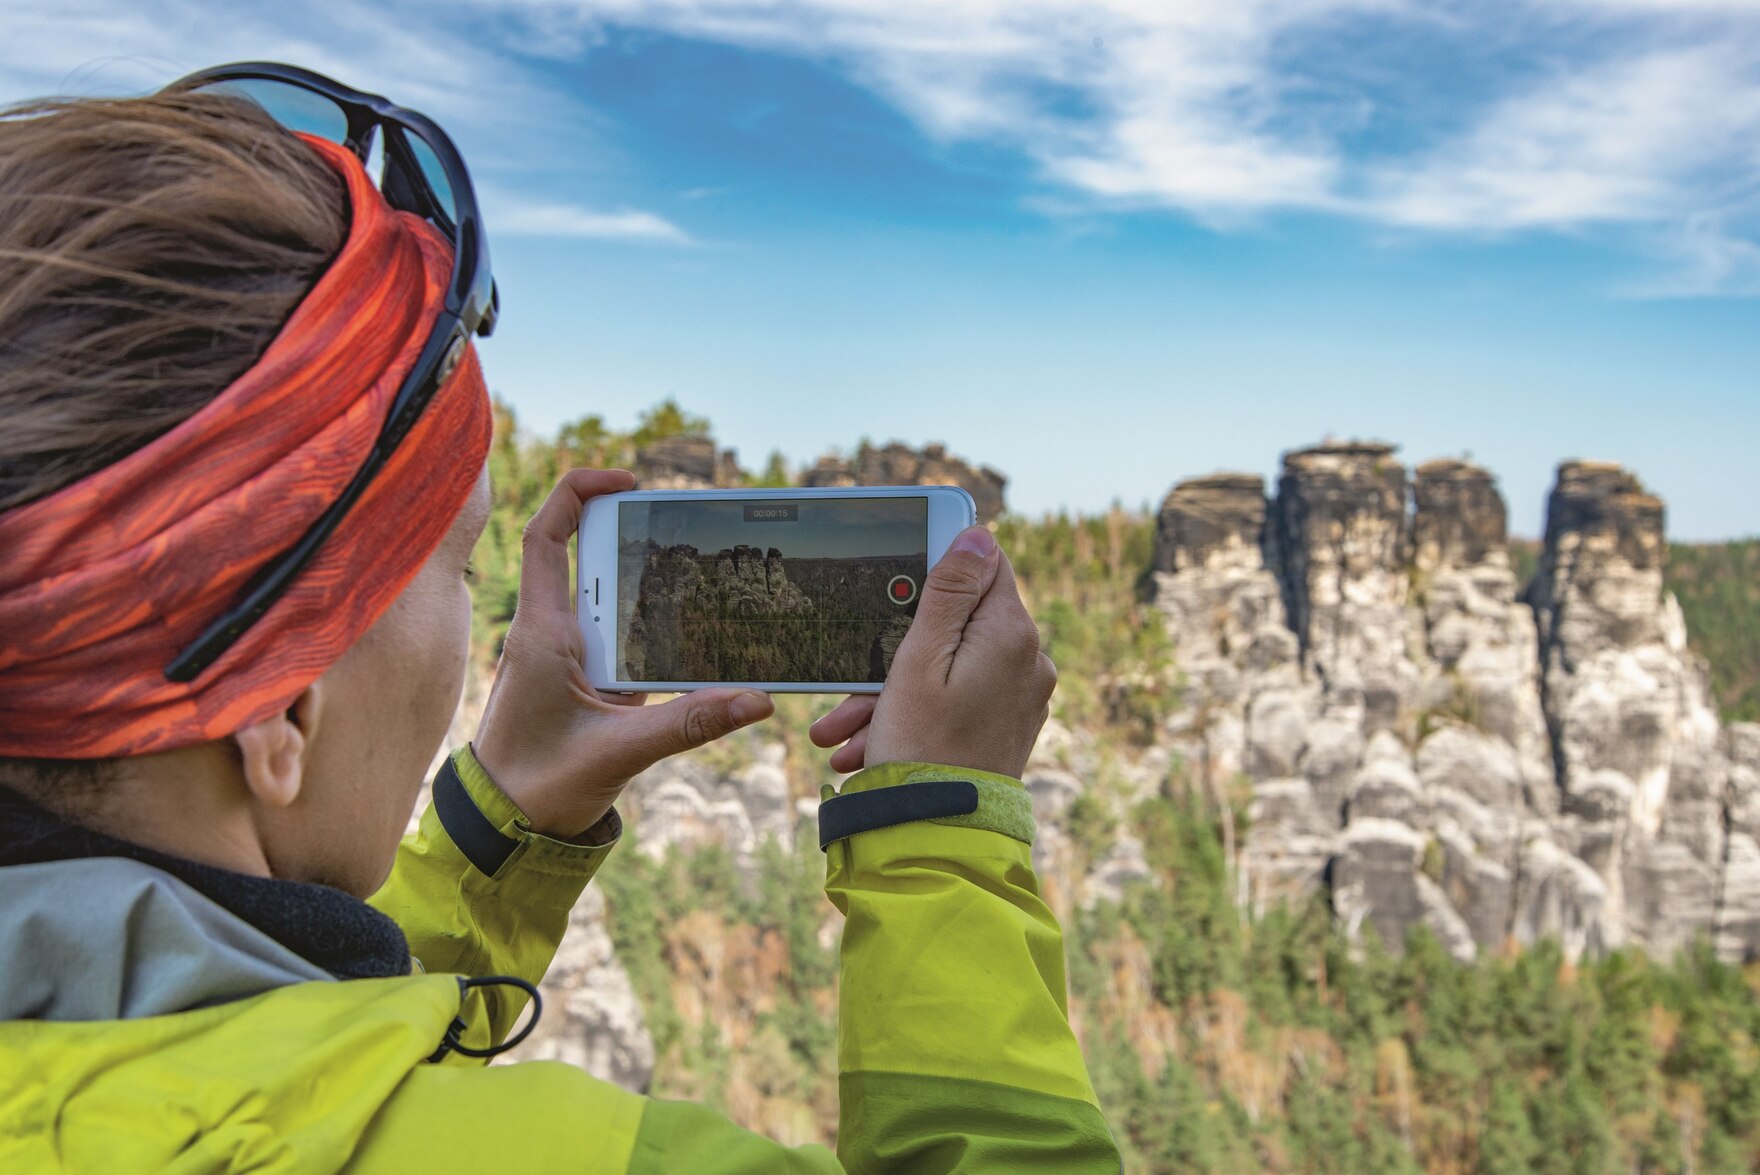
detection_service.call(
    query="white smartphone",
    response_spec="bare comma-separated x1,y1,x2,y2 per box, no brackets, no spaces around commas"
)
577,485,977,693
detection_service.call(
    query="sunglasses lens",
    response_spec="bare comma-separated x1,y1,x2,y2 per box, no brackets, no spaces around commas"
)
400,131,459,225
202,78,350,144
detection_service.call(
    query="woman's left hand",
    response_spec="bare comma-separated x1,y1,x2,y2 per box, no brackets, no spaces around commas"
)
471,468,774,838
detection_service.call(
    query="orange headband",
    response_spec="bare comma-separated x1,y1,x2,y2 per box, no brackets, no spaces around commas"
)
0,135,493,759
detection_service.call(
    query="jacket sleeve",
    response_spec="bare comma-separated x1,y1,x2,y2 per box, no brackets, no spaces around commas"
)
816,759,1120,1173
624,759,1118,1172
364,754,1118,1174
368,744,617,1045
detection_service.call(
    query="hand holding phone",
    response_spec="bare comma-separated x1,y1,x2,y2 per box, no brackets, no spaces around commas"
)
811,525,1056,780
472,469,775,839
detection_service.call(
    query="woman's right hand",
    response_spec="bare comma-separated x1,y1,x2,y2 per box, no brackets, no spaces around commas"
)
472,469,775,839
810,525,1055,780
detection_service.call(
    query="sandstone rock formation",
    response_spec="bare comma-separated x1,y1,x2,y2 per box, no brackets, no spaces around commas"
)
633,435,745,489
1149,443,1751,962
803,442,1007,522
1525,462,1728,957
622,740,798,870
634,433,1007,521
1718,722,1760,959
623,543,815,681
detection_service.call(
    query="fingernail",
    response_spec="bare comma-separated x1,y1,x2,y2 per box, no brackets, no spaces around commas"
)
950,526,996,557
731,692,771,724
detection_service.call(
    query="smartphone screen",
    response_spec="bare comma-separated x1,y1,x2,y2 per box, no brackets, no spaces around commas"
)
615,496,928,683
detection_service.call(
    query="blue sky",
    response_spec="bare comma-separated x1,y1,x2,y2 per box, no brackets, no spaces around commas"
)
6,0,1759,538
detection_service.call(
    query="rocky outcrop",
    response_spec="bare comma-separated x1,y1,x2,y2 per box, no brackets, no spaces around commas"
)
1525,462,1727,956
491,733,801,1092
803,442,1007,522
711,546,813,618
1272,442,1412,720
633,432,1005,519
634,435,745,489
1411,460,1506,574
1151,475,1298,801
622,740,798,870
1150,444,1752,963
624,543,815,680
1154,474,1267,576
1719,723,1760,959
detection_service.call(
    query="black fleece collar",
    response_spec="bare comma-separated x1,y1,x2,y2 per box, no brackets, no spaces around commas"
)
0,786,410,981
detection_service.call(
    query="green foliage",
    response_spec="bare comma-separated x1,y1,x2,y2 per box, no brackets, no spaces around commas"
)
597,649,1760,1175
1667,539,1760,722
1065,792,1118,865
752,450,792,488
594,844,685,1057
597,826,839,1109
1508,540,1541,594
996,507,1175,740
1478,1080,1540,1174
1064,799,1760,1174
555,413,620,467
752,834,838,1074
1122,794,1243,1008
632,397,712,447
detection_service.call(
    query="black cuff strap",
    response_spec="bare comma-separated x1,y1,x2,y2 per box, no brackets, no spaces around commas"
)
819,779,979,850
433,756,519,877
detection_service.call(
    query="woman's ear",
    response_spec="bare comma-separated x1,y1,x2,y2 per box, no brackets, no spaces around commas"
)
232,684,321,809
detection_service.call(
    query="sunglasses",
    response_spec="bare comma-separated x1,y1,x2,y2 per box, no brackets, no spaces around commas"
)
161,62,498,683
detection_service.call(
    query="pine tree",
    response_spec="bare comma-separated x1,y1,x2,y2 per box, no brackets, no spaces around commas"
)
1477,1080,1539,1174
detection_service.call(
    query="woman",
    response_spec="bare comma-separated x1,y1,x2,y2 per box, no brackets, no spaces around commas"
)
0,64,1119,1172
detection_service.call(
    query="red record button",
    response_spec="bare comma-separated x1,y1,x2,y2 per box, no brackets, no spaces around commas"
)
887,574,918,606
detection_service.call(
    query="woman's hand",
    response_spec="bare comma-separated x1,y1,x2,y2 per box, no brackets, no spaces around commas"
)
810,525,1055,780
472,469,774,838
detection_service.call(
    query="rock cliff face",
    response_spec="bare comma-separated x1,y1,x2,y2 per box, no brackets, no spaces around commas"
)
1525,463,1729,957
1150,442,1755,962
623,543,816,681
803,442,1007,522
633,435,746,489
623,740,800,871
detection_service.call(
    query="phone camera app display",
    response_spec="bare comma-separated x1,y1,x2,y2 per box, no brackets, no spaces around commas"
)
616,497,929,683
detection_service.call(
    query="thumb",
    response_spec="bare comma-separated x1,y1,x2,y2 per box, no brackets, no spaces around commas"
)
620,688,774,765
895,526,1000,674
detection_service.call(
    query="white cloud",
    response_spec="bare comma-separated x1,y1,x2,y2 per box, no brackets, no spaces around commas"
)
1362,44,1760,231
468,0,1760,292
1623,216,1760,298
8,0,1760,287
490,194,694,242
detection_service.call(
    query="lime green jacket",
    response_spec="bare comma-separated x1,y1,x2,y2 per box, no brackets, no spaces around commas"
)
0,748,1119,1172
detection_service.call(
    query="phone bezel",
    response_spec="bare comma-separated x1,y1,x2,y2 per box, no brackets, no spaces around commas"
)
577,485,977,694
